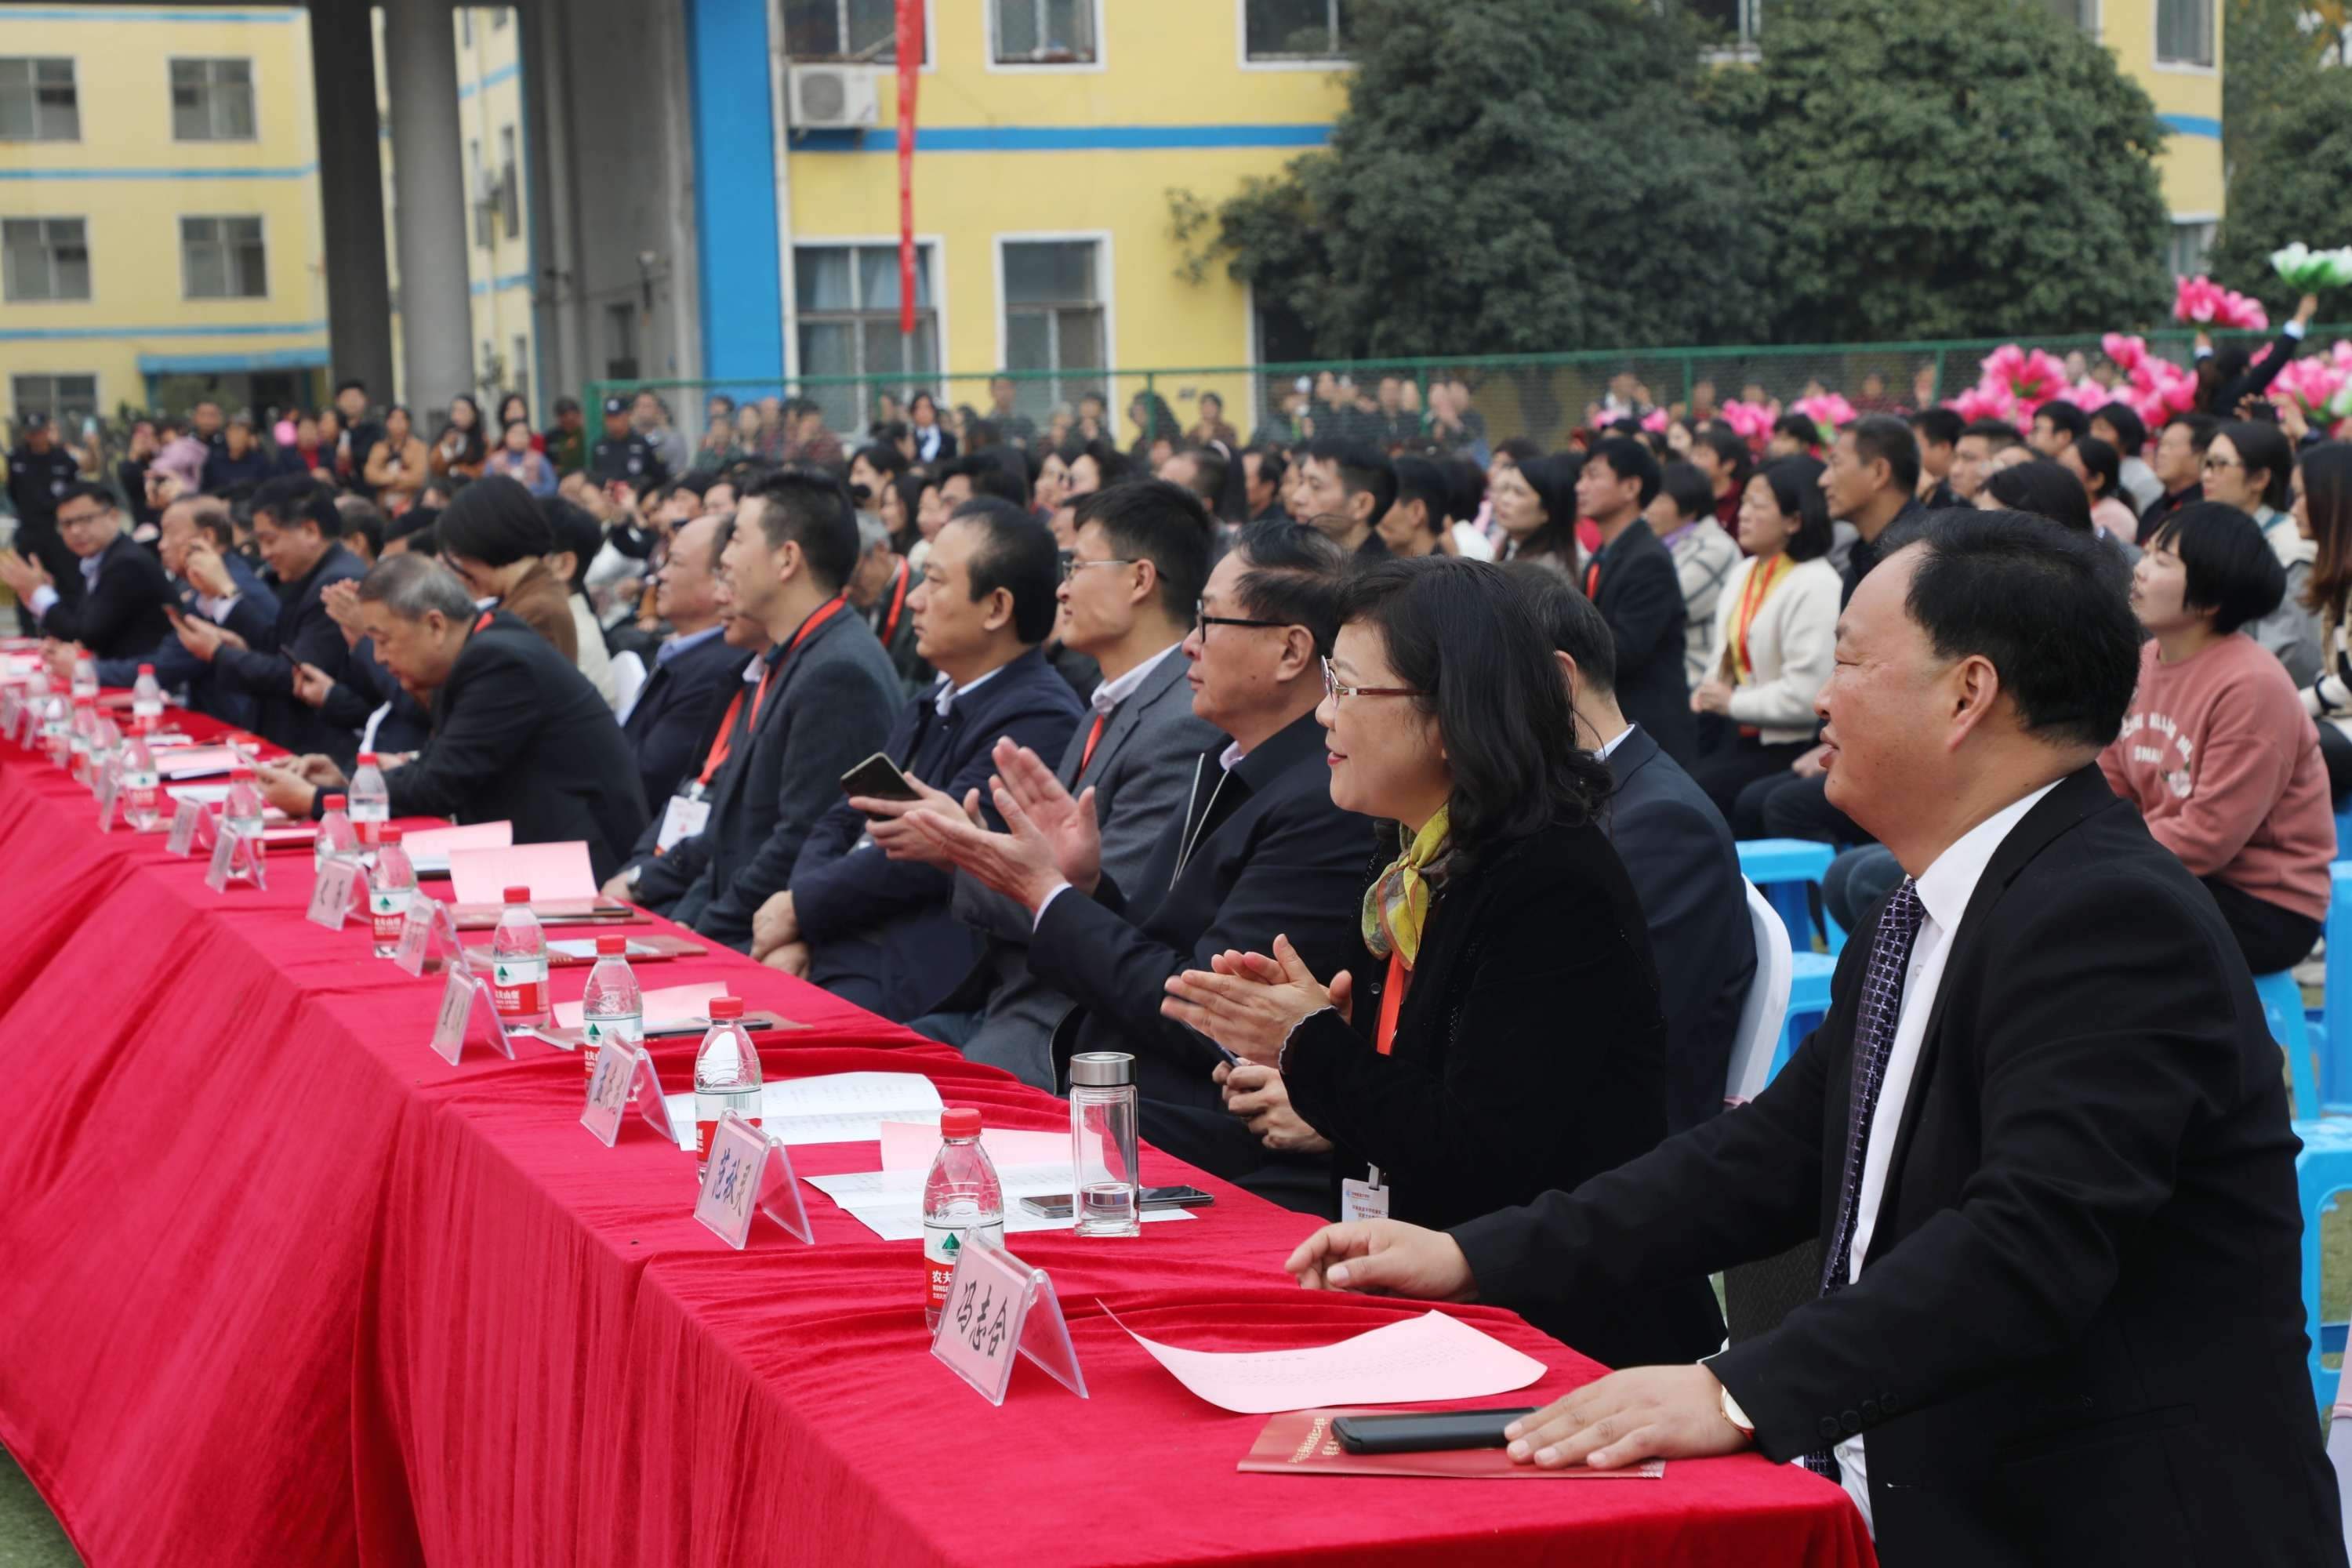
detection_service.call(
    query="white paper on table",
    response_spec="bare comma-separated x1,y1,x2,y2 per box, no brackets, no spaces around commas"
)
805,1160,1195,1240
446,839,595,905
546,936,667,960
1104,1307,1546,1415
400,820,514,876
154,746,241,779
557,979,731,1031
164,784,287,821
877,1119,1075,1172
659,1070,948,1151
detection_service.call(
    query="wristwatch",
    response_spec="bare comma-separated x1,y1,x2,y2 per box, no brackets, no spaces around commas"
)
1718,1381,1755,1440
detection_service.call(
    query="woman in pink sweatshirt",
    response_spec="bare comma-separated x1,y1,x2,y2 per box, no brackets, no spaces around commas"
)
2102,500,2335,973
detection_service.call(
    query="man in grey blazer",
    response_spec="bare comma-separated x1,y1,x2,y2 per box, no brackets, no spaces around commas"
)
896,481,1224,1087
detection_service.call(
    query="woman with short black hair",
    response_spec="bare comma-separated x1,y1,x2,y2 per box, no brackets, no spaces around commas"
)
1160,555,1724,1370
436,473,578,662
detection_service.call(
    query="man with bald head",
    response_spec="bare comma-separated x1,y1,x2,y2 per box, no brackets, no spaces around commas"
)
619,510,740,808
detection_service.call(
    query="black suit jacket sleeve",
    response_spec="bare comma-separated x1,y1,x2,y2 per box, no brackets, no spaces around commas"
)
1602,545,1684,672
216,588,278,651
1282,860,1671,1218
213,591,350,699
38,543,170,654
1704,877,2256,1461
1029,804,1370,1080
379,643,538,821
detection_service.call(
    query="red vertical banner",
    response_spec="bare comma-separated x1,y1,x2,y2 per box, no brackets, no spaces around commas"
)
895,0,923,338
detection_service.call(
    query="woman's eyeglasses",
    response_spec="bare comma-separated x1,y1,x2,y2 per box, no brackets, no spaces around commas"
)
1321,657,1422,703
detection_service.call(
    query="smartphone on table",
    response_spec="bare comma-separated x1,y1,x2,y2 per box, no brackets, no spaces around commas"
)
1330,1407,1541,1454
1017,1185,1214,1219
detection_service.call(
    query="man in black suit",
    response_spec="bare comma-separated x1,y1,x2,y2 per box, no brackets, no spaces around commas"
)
642,470,902,952
1286,511,2342,1566
86,497,272,727
1517,567,1754,1133
1576,436,1694,764
177,475,367,757
620,511,742,808
257,554,649,881
900,519,1373,1209
0,481,174,661
753,499,1083,1019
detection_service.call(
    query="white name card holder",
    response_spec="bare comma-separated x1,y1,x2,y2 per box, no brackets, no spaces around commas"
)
427,956,517,1066
205,823,267,892
691,1110,813,1249
930,1237,1089,1406
0,688,19,737
95,769,119,833
165,798,212,858
579,1038,678,1148
393,895,463,978
306,858,366,931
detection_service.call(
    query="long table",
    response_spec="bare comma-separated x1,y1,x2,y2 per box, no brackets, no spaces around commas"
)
0,720,1875,1567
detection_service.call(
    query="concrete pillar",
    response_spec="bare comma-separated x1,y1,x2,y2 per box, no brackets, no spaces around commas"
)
518,0,582,416
307,0,394,405
381,0,473,423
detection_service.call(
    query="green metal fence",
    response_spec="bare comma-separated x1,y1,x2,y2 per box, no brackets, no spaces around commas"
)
595,323,2350,464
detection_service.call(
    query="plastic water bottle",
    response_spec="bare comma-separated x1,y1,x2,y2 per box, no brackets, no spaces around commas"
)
314,792,359,871
120,722,162,832
38,691,72,767
70,652,96,702
67,695,98,783
691,996,760,1174
923,1108,1004,1330
488,885,550,1029
347,751,389,845
580,933,644,1081
369,826,415,956
87,711,121,796
223,765,265,841
131,663,165,723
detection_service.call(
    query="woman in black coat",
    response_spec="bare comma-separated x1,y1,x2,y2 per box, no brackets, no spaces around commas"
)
1162,556,1724,1370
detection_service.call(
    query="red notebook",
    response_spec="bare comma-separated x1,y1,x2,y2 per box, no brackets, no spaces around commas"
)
1238,1409,1664,1480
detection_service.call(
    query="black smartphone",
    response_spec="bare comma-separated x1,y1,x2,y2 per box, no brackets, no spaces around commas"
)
1017,1185,1215,1219
1330,1408,1540,1455
840,751,920,803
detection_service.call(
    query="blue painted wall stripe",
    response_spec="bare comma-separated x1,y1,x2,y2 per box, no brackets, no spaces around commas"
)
139,347,329,373
0,8,298,21
470,270,533,296
458,62,518,100
792,123,1335,154
0,320,326,342
2160,113,2222,140
685,0,783,388
0,163,318,180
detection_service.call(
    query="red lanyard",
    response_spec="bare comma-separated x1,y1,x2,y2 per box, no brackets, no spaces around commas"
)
698,595,848,786
1583,559,1601,599
1078,711,1108,774
1732,554,1790,683
878,562,910,645
473,609,494,633
1374,951,1409,1056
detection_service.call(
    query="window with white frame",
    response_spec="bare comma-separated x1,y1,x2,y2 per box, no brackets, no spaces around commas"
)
180,216,267,299
782,0,924,63
2168,219,2216,278
0,57,79,141
1001,239,1105,422
169,57,255,141
993,0,1097,64
12,374,99,432
2,218,90,302
795,241,939,434
2040,0,2096,32
604,302,639,381
2156,0,2213,64
1243,0,1355,61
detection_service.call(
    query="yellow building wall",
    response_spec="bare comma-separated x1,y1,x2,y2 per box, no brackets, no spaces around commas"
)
0,4,325,429
2101,0,2227,222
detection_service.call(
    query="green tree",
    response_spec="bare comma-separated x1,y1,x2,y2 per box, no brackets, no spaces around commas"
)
1711,0,2172,341
2209,68,2352,317
2224,0,2334,176
1178,0,1769,358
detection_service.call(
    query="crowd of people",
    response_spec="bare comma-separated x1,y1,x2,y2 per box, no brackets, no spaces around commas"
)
5,328,2352,1559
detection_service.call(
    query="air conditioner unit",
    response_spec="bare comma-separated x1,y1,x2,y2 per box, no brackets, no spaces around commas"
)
787,64,880,131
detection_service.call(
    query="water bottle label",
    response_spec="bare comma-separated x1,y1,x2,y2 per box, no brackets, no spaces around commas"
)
584,1013,642,1078
490,956,548,1018
370,890,407,942
925,1228,963,1317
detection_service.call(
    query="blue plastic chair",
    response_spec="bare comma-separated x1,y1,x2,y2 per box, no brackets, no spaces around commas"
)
1768,951,1838,1080
2294,1119,2352,1410
1736,838,1849,956
2324,864,2352,1110
2333,805,2351,864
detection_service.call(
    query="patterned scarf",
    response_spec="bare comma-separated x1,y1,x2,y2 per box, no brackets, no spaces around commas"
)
1360,807,1451,967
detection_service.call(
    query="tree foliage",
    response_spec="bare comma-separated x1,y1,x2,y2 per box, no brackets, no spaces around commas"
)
1184,0,1769,358
1713,0,2172,341
2209,67,2352,318
2224,0,2339,176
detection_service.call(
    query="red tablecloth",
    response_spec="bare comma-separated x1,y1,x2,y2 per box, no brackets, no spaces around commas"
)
0,719,1875,1568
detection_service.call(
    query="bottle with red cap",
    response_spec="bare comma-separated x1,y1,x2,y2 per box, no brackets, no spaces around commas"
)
223,764,265,841
131,662,165,723
368,827,416,956
691,996,760,1172
922,1109,1004,1330
120,720,162,832
67,694,99,784
314,792,359,871
580,933,643,1080
347,752,389,845
488,886,550,1029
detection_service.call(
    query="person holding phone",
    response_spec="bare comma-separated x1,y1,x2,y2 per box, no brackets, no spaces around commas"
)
1157,558,1722,1370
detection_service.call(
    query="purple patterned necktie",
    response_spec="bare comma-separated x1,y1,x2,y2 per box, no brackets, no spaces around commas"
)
1801,876,1926,1479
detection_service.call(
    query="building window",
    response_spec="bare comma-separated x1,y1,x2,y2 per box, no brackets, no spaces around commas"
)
794,242,938,434
461,9,474,45
604,302,639,381
169,57,256,141
2156,0,2213,65
2040,0,2096,31
2,217,90,302
2168,218,2216,278
493,7,510,28
0,57,79,142
1687,0,1762,55
993,0,1098,64
1243,0,1356,61
782,0,924,63
499,126,521,239
12,373,98,431
1001,239,1105,420
180,216,267,299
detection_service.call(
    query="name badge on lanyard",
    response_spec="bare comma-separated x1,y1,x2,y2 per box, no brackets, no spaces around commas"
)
657,781,710,851
1341,1164,1390,1222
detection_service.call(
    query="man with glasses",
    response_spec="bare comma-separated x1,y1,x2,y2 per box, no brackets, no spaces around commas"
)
890,517,1374,1211
0,481,174,660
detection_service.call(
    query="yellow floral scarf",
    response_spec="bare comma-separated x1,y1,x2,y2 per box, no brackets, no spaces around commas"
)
1360,808,1450,967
